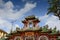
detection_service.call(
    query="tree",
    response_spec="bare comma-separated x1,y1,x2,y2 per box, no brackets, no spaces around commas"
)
42,26,48,32
0,38,6,40
51,27,57,34
47,0,60,19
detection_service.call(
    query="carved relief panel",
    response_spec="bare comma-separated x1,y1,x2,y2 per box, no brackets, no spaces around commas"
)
25,32,34,36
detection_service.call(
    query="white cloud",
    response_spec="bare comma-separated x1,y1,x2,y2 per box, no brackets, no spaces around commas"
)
39,15,60,30
0,0,37,33
0,18,12,33
0,18,20,33
4,1,14,9
39,15,49,20
44,15,60,30
0,1,37,20
10,24,20,32
15,24,19,27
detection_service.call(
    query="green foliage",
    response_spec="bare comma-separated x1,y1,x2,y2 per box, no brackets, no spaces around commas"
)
57,39,60,40
0,38,6,40
57,36,60,40
47,0,60,19
42,26,48,32
51,27,57,34
47,0,58,14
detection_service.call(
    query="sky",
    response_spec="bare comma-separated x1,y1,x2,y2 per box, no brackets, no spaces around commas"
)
0,0,60,33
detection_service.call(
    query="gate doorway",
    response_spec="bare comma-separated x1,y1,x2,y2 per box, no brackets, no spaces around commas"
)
25,36,35,40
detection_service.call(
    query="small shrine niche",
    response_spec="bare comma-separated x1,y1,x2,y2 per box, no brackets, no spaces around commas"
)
29,21,33,27
22,15,40,28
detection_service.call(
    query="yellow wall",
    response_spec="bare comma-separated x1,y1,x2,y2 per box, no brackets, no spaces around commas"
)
0,31,7,38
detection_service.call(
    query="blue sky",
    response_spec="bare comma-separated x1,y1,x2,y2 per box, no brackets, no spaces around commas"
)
0,0,60,33
3,0,48,16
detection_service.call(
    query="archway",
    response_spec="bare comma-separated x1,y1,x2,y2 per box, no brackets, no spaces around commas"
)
14,36,22,40
25,36,35,40
39,36,49,40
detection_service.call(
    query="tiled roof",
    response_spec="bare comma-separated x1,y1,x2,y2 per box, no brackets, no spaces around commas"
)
0,29,7,34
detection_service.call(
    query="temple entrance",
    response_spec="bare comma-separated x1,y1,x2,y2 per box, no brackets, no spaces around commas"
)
26,38,33,40
14,36,23,40
25,36,35,40
39,36,49,40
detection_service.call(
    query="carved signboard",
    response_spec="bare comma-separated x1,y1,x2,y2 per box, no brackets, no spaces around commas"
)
25,32,34,36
